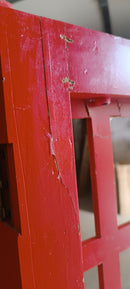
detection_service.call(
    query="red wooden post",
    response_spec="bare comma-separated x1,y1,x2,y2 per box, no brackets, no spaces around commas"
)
0,5,130,289
0,0,12,8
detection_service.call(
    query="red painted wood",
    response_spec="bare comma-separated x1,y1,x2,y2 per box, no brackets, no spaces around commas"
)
0,0,12,8
0,7,84,289
65,23,130,99
71,99,88,119
82,103,130,288
0,5,130,289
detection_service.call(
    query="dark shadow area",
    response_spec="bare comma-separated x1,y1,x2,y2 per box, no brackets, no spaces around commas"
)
72,118,95,240
0,57,22,289
72,118,93,212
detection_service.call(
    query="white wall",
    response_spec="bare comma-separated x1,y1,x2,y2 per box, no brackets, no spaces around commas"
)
109,0,130,39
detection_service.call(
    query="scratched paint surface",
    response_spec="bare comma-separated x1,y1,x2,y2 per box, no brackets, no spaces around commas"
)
65,23,130,98
0,6,83,289
0,5,130,289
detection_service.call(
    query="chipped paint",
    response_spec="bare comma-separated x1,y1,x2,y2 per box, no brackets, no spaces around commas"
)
60,34,73,43
84,69,88,75
15,105,31,111
62,77,75,89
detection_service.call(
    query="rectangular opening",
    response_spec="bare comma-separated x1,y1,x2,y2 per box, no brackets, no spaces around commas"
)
0,144,12,223
110,117,130,226
72,119,96,241
0,144,21,232
120,248,130,289
84,266,99,289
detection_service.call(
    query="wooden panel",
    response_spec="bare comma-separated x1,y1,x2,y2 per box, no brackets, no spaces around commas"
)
0,6,84,289
0,5,130,289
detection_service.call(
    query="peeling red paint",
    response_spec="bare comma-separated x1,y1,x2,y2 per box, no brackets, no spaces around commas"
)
0,5,130,289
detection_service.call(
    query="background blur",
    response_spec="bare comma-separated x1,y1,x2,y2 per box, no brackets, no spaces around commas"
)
13,0,130,39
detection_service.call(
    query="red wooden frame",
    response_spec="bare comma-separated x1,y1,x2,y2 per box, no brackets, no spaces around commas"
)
0,5,130,289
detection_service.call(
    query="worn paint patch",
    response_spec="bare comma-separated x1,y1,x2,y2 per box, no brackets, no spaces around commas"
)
62,77,75,90
60,34,73,43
